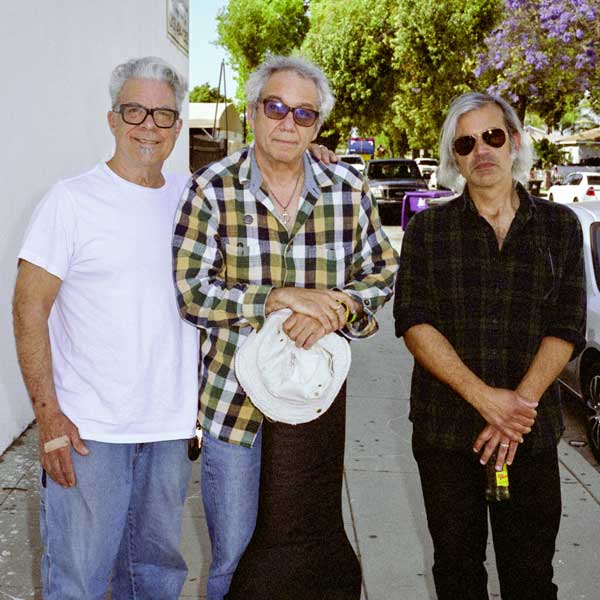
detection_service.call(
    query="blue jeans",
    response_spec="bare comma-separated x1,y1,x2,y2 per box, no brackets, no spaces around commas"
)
40,439,192,599
201,428,262,600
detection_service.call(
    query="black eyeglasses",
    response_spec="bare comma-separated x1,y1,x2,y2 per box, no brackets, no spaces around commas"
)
261,98,319,127
115,103,179,128
453,128,507,156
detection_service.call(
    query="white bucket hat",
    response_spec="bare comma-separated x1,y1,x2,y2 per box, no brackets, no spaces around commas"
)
235,308,351,425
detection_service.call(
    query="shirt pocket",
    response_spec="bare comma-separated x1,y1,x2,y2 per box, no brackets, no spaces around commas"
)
509,242,556,308
308,242,352,288
223,239,264,284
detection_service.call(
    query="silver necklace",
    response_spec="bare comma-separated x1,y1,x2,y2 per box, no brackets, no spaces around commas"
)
268,170,303,226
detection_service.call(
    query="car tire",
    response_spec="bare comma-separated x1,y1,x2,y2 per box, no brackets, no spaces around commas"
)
574,197,579,203
582,361,600,463
548,194,554,202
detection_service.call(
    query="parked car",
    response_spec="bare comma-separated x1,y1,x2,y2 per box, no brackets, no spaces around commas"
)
415,157,438,180
428,169,456,192
547,171,600,204
365,158,428,223
338,154,366,174
559,201,600,461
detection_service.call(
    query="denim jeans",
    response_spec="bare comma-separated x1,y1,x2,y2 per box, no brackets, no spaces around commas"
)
201,428,262,600
412,434,561,600
40,439,192,599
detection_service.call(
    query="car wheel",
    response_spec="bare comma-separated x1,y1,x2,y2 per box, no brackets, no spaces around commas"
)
583,361,600,462
548,193,554,202
573,197,579,203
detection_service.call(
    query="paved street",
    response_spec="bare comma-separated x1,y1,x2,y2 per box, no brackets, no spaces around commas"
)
2,227,600,599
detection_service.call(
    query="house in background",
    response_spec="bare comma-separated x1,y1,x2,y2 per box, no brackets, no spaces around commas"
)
556,127,600,165
189,102,243,170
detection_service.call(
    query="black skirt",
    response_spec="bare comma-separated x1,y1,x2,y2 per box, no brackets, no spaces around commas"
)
226,384,362,600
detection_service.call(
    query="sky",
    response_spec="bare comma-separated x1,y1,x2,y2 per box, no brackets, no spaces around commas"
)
189,0,238,99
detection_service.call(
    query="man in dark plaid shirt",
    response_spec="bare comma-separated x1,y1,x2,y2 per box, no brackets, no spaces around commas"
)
394,92,585,600
173,55,398,599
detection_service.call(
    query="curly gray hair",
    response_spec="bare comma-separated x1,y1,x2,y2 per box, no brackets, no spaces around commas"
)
109,56,187,112
245,54,335,128
437,92,533,192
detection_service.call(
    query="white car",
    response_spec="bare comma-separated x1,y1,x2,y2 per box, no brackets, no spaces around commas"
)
338,154,365,174
547,171,600,204
415,157,438,180
559,201,600,460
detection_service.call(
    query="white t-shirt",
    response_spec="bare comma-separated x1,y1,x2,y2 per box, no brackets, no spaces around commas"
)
19,163,198,443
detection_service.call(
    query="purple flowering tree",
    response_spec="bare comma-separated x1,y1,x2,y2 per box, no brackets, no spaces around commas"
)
475,0,599,124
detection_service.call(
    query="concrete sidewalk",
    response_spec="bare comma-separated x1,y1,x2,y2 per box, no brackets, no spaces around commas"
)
2,304,600,599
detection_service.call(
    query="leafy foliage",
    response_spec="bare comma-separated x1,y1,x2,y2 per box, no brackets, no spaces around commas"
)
476,0,600,125
212,0,597,152
302,0,398,143
390,0,501,150
532,138,567,168
216,0,309,103
189,83,229,103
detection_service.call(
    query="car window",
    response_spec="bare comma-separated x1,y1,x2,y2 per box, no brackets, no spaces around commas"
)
418,159,437,166
591,222,600,291
342,156,363,165
571,174,583,185
587,175,600,186
368,162,420,179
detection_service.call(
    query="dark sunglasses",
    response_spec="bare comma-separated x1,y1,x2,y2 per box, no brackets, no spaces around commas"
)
453,128,507,156
261,98,319,127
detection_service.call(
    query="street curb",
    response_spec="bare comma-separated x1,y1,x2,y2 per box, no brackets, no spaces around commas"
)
557,438,600,504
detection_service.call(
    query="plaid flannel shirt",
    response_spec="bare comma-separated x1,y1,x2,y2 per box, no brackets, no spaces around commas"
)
173,147,399,447
394,184,586,451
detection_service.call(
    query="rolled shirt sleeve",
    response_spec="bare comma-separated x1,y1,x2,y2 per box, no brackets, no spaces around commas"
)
545,210,586,358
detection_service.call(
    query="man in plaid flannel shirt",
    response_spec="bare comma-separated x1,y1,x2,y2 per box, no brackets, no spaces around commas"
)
173,55,398,599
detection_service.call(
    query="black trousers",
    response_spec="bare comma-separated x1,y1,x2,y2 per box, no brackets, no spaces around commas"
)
412,434,561,600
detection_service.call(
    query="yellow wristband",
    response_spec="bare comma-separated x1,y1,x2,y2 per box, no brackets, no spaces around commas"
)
337,300,357,325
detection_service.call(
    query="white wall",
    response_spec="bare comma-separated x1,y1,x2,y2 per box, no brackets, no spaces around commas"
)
0,2,189,454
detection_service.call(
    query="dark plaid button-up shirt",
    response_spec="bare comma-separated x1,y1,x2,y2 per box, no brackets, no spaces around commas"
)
394,184,586,451
173,147,399,447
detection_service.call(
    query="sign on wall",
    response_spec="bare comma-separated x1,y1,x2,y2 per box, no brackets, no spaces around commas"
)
167,0,189,55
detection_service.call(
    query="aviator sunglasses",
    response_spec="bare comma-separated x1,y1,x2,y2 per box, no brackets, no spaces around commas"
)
453,127,507,156
261,98,319,127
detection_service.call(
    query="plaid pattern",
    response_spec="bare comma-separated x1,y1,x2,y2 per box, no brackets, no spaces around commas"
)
173,147,399,446
394,184,586,451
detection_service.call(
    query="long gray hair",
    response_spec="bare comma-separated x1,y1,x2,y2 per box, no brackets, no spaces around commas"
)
245,55,335,128
109,56,187,112
437,92,533,192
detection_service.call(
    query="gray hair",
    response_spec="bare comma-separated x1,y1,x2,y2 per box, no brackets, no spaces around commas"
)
437,92,533,192
245,55,335,128
109,56,187,112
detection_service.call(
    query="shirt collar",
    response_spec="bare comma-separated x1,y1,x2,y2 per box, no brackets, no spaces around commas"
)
460,182,536,222
240,143,333,197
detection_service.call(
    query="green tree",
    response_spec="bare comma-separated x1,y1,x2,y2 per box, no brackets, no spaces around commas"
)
189,82,229,103
559,97,600,134
216,0,309,102
391,0,502,152
532,138,566,168
302,0,398,147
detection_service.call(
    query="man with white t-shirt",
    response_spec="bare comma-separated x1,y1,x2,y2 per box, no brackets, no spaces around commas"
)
12,56,198,599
